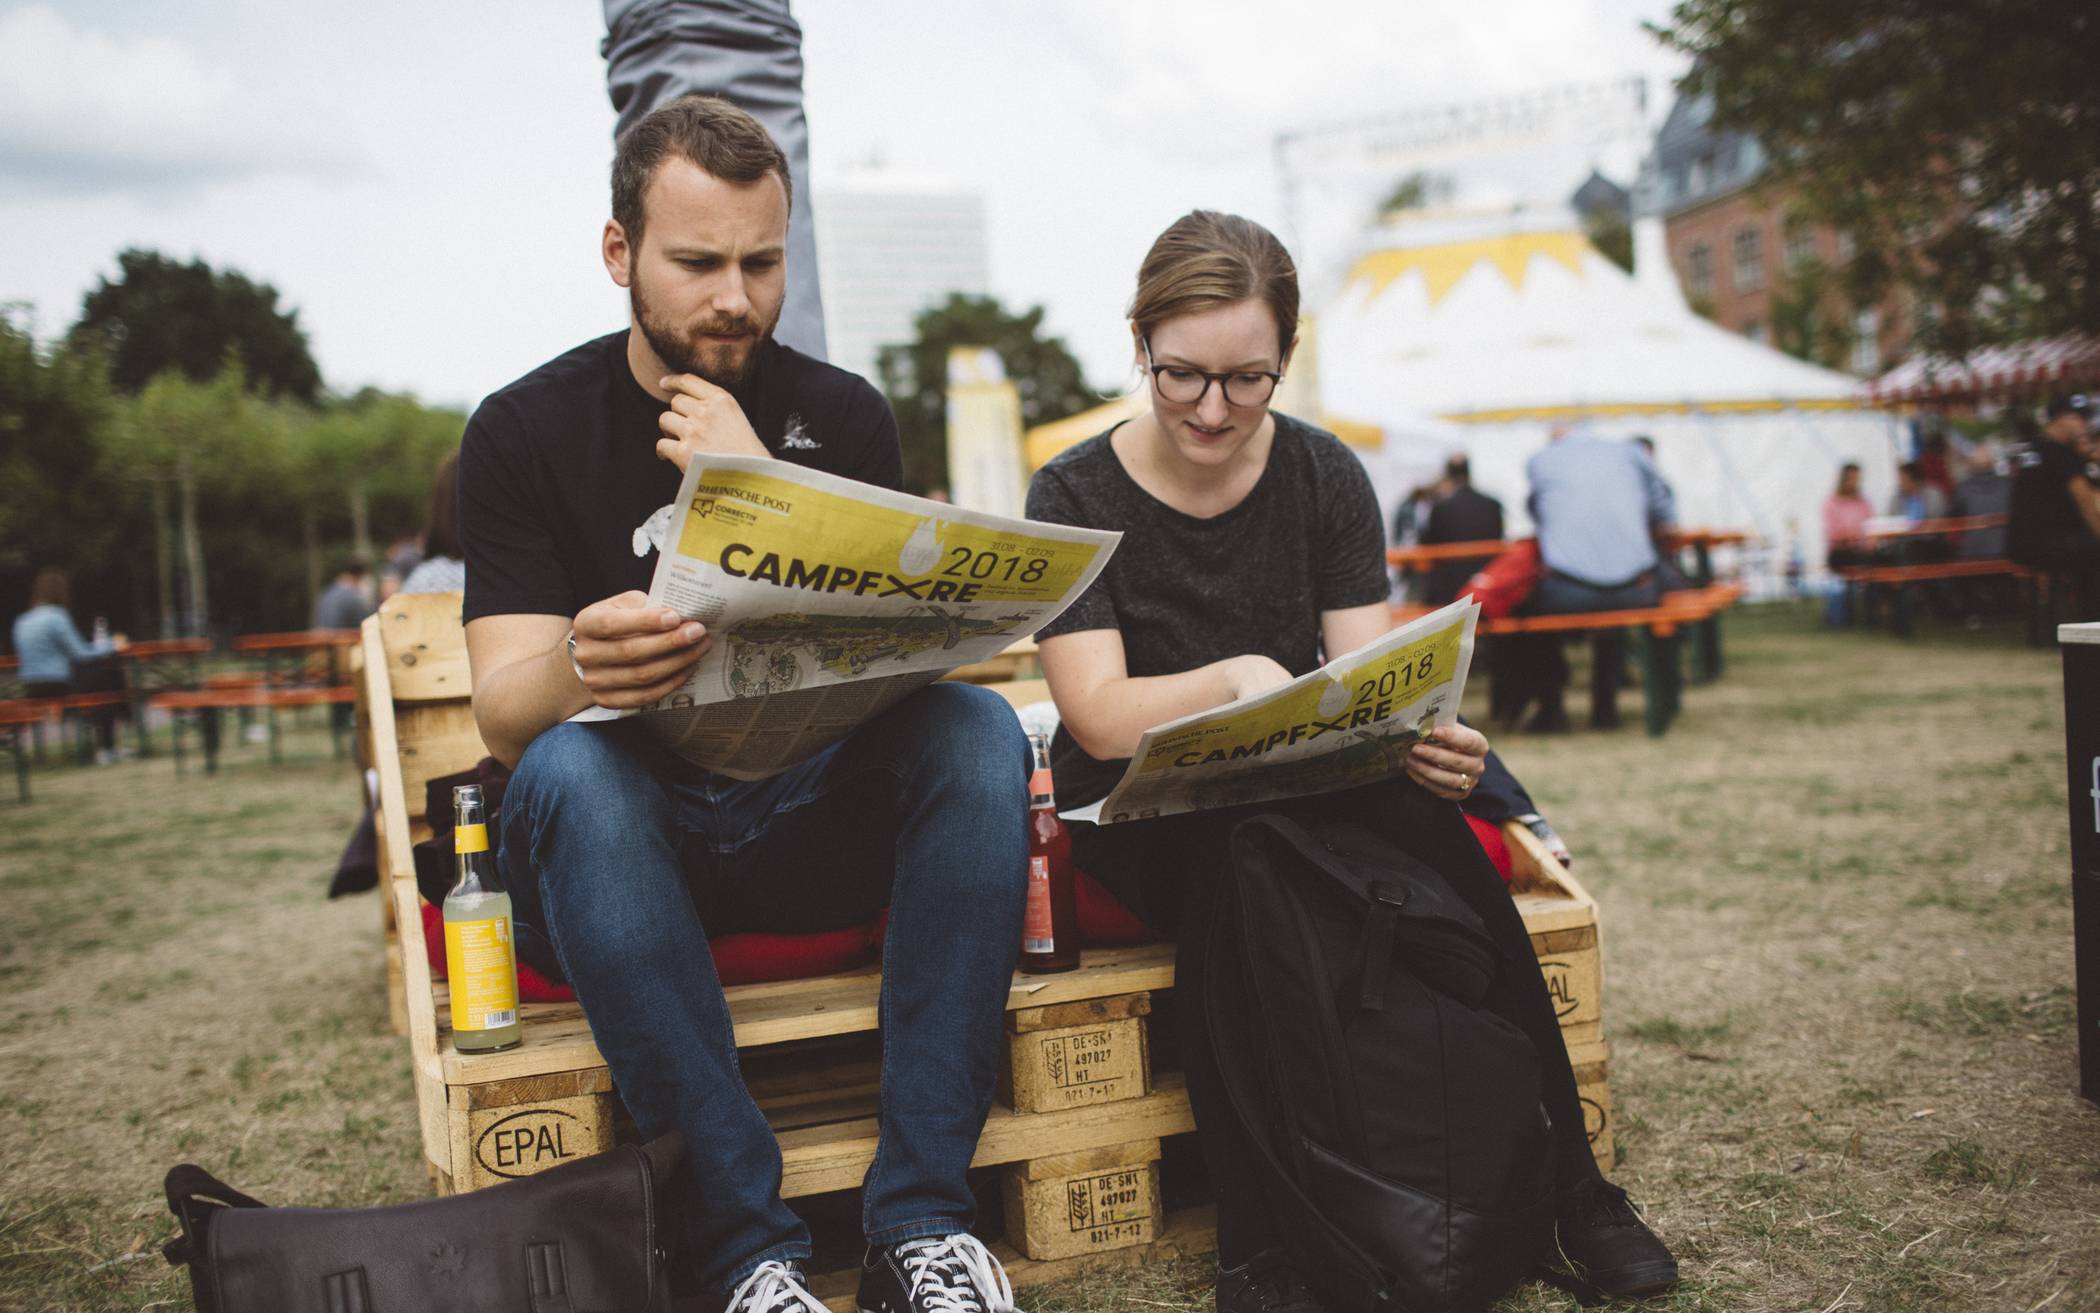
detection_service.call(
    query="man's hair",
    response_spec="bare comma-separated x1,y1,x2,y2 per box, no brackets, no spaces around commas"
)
1632,435,1655,454
1897,460,1922,481
1129,211,1299,359
336,557,372,579
611,95,792,250
28,567,69,608
1444,454,1471,483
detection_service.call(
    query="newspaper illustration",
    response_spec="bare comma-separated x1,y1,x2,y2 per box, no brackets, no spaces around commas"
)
1064,599,1480,825
576,453,1119,777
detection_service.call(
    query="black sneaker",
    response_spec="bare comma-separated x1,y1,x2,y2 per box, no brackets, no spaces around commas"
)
1547,1178,1679,1300
726,1260,830,1313
858,1234,1016,1313
1215,1250,1326,1313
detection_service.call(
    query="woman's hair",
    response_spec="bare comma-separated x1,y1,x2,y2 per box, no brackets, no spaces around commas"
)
28,568,69,609
423,449,463,561
1128,211,1299,360
1835,461,1861,494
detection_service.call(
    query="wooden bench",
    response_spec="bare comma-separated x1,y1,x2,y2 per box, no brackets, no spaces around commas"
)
1834,557,2051,640
150,685,357,772
0,700,42,802
360,592,1619,1302
1391,583,1744,737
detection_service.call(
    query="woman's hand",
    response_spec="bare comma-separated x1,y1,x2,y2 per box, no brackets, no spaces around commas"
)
1406,721,1490,802
1222,654,1294,702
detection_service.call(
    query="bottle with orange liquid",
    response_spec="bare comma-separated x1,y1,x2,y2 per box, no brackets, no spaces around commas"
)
1019,730,1080,973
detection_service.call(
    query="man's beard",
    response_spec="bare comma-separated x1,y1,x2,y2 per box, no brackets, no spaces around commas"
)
630,274,777,391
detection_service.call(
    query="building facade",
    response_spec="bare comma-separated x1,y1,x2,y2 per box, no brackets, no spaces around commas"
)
1637,91,1910,375
812,172,991,388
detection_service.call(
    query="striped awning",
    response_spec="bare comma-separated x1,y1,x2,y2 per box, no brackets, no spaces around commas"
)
1868,333,2100,404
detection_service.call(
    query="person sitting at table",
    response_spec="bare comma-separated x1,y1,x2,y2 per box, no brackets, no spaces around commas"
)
1026,210,1678,1312
1822,462,1875,571
2009,394,2100,621
10,567,126,764
1417,454,1503,606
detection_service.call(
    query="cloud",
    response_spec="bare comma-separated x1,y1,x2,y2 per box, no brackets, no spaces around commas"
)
0,5,358,195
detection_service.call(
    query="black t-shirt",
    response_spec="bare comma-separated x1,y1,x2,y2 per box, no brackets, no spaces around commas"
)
1025,414,1391,808
2007,439,2091,564
461,332,902,624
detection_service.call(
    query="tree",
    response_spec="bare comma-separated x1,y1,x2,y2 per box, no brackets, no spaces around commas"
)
1653,0,2100,357
68,249,323,402
1380,171,1455,216
876,295,1094,495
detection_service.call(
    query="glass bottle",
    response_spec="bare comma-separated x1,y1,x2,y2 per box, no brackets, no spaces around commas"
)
1019,730,1080,974
444,783,521,1051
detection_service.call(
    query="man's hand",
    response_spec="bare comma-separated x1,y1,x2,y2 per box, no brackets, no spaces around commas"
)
571,591,712,709
1223,654,1294,702
654,373,770,471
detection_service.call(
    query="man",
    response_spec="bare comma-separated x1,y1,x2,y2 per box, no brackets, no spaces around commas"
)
602,0,827,359
2009,394,2100,620
312,558,375,631
458,96,1028,1313
1417,455,1503,606
1517,424,1676,732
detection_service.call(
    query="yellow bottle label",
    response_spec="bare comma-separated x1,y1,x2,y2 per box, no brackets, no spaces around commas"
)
445,916,518,1032
455,822,489,854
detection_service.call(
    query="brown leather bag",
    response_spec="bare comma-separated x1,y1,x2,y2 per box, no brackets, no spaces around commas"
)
162,1134,682,1313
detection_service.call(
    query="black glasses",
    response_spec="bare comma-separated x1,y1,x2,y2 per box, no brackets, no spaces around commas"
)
1142,338,1281,407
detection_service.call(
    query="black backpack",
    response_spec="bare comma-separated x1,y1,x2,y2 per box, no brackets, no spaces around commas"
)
1206,811,1558,1313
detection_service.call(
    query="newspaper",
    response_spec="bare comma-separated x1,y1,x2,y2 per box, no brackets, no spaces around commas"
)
575,454,1119,777
1063,598,1480,825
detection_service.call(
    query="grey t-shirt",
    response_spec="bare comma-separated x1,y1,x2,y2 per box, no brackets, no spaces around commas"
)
1025,413,1391,808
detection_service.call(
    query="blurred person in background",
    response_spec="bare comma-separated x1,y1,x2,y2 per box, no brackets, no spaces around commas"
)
1823,462,1875,569
1417,454,1503,606
1952,444,2009,559
312,558,375,631
2009,394,2100,620
1508,423,1675,732
11,567,126,763
398,451,465,595
1890,460,1949,524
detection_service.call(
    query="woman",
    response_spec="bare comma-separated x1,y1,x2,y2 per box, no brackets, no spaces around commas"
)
11,568,125,763
1026,212,1676,1309
398,450,466,595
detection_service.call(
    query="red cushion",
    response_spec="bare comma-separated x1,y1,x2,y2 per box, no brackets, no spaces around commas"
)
1465,814,1515,882
419,904,884,1002
1075,869,1158,945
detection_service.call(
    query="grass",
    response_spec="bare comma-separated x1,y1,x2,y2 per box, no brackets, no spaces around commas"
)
3,603,2099,1311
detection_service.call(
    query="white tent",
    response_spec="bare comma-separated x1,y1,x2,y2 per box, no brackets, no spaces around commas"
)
1315,208,1902,575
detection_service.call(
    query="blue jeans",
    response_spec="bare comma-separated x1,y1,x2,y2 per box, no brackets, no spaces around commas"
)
498,682,1029,1294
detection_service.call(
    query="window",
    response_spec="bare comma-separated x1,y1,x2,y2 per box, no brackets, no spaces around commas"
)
1685,242,1715,299
1851,307,1882,374
1784,216,1818,272
1732,226,1766,292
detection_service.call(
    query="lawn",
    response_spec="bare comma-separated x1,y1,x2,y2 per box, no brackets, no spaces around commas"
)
2,604,2096,1312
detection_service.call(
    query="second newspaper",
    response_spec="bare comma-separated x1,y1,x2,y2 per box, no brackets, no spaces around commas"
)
580,454,1119,777
1063,598,1480,825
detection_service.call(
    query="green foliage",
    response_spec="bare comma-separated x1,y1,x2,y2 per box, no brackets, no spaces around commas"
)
1380,171,1454,215
0,309,126,624
1583,209,1635,274
67,249,322,402
876,294,1093,495
1653,0,2100,356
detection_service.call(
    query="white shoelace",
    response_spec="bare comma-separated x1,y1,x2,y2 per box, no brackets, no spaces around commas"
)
728,1260,831,1313
895,1235,1017,1313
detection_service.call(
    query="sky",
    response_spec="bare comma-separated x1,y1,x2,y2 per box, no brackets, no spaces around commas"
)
0,0,1688,410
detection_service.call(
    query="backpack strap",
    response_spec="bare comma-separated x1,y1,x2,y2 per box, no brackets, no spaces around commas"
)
161,1164,267,1268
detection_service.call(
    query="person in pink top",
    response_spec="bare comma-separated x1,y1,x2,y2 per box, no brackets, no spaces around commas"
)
1823,462,1876,569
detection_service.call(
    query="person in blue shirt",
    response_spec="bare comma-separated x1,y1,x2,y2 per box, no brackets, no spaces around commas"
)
1511,424,1676,732
11,568,126,762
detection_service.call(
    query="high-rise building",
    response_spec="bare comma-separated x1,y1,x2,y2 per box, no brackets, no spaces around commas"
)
813,170,991,388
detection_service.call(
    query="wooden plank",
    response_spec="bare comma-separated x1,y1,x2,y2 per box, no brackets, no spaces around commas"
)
362,616,419,885
776,1073,1194,1198
446,1076,618,1192
377,591,474,701
1009,993,1151,1034
1566,1038,1614,1176
433,943,1179,1084
393,699,486,821
1000,1016,1150,1113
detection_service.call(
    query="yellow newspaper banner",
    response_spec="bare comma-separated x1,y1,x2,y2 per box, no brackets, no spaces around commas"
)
677,468,1100,606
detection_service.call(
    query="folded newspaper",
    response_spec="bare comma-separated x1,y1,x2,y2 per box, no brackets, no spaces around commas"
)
576,454,1119,777
1063,598,1480,825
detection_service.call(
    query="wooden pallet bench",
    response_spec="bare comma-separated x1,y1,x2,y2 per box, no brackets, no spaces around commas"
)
360,593,1619,1304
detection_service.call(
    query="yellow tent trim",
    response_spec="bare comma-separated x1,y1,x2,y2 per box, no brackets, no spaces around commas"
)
1441,397,1880,424
1345,231,1591,307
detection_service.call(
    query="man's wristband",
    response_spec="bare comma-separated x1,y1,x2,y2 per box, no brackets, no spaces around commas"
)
565,629,587,684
